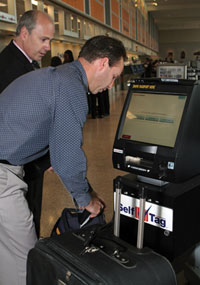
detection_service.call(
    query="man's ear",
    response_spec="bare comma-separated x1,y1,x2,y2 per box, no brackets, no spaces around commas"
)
98,57,109,71
20,26,29,41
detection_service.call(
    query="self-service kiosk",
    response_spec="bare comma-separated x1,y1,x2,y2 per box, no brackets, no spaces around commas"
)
112,78,200,265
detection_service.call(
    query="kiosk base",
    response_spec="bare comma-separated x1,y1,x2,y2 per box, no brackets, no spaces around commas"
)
113,174,200,262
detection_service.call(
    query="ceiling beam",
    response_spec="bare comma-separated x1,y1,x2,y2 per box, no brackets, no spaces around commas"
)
146,3,200,12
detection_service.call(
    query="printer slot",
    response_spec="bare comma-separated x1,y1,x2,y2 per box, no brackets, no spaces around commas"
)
125,155,154,169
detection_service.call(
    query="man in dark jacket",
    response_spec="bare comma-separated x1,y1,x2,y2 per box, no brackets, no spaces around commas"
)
0,10,55,237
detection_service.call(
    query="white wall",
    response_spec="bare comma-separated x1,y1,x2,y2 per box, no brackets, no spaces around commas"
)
158,29,200,63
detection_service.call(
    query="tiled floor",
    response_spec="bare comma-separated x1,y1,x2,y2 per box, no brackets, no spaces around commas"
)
40,88,127,238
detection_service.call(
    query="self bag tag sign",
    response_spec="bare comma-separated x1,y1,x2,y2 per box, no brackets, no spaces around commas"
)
114,193,173,232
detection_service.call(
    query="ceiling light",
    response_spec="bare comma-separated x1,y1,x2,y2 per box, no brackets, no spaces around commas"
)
0,3,7,7
31,0,38,6
146,1,158,6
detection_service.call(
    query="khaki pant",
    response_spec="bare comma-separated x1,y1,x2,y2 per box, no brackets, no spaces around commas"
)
0,163,37,285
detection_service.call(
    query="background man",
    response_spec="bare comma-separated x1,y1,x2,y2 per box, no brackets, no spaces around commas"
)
0,10,55,237
0,35,126,285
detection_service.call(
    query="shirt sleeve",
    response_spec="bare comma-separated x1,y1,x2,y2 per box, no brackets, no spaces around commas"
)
49,71,91,207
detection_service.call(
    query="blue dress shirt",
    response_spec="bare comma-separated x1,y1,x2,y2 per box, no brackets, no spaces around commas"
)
0,60,91,206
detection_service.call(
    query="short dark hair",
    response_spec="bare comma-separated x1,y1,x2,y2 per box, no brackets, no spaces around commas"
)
51,56,62,67
79,35,127,67
63,50,74,63
16,10,53,36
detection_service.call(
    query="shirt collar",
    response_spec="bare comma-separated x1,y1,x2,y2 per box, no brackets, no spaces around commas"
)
13,40,33,63
75,60,89,92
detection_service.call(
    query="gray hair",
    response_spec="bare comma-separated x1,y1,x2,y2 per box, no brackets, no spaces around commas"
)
16,10,53,35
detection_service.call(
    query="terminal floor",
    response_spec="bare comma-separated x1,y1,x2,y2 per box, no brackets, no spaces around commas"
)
40,88,188,285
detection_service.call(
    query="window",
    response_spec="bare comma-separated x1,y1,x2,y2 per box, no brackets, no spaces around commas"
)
105,0,111,26
64,11,78,38
54,9,59,33
71,14,77,33
83,20,94,39
64,11,70,31
85,0,90,15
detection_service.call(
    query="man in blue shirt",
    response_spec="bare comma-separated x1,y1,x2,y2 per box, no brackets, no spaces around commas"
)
0,35,126,285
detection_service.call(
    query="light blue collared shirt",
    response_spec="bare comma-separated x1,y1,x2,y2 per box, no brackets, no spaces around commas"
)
0,60,91,206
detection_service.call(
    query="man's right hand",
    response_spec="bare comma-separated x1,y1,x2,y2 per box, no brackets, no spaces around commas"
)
84,191,105,218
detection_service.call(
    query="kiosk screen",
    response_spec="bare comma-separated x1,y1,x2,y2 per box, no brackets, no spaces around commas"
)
120,92,187,147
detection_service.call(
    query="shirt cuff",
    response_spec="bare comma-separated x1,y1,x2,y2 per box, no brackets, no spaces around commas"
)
73,190,91,207
62,174,92,207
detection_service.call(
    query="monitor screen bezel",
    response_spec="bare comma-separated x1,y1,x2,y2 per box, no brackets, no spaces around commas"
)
116,88,189,151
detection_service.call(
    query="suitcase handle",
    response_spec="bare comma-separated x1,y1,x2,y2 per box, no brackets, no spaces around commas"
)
113,176,147,249
78,223,136,267
81,222,126,252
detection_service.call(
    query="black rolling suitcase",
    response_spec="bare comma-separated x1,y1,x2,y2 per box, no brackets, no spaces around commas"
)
27,223,176,285
27,183,177,285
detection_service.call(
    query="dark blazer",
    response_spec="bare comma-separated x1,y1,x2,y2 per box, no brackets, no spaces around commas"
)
0,40,49,237
0,40,34,93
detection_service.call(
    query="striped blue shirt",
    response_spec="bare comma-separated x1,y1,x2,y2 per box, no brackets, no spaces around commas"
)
0,60,91,206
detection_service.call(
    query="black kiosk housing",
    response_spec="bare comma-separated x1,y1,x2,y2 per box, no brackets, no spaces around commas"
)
113,78,200,183
112,78,200,261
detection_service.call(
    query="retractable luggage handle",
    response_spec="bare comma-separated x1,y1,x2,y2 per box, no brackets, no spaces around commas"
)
137,186,146,249
114,180,122,237
113,177,147,249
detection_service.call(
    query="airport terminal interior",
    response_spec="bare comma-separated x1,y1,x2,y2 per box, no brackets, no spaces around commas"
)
2,0,200,284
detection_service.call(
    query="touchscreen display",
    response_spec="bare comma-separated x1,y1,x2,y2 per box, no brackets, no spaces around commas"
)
120,92,187,147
